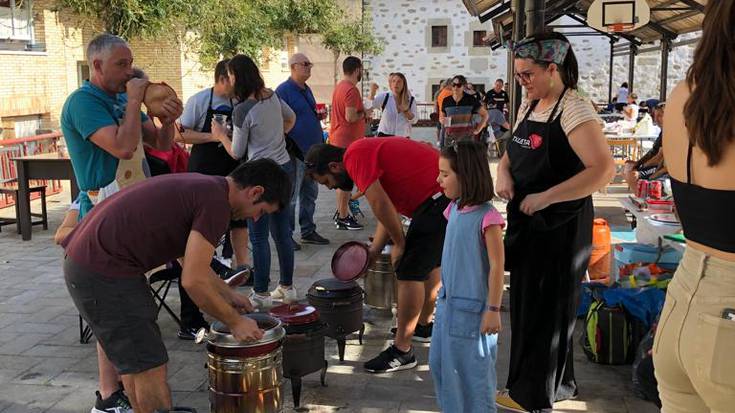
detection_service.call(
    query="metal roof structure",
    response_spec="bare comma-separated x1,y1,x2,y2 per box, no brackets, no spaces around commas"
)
462,0,706,107
463,0,705,47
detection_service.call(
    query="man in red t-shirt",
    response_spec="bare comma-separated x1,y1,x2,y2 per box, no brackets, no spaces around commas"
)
61,159,291,412
328,56,368,230
305,138,450,373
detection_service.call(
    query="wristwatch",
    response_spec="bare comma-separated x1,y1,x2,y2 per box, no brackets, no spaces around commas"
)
485,305,501,312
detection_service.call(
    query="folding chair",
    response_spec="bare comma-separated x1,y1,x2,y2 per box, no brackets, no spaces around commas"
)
148,263,184,328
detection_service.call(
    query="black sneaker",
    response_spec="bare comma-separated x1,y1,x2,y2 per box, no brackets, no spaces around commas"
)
364,345,417,373
335,215,364,230
91,389,133,413
292,238,302,251
389,322,433,343
177,325,207,341
301,231,330,245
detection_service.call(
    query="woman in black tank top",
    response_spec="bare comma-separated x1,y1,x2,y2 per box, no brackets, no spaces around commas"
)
654,3,735,413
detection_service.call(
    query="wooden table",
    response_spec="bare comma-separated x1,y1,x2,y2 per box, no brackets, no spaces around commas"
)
11,153,79,241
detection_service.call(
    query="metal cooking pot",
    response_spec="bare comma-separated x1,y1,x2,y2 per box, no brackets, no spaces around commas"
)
196,313,286,413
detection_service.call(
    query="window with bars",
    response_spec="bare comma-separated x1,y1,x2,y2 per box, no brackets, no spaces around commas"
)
0,0,33,42
431,26,447,48
473,30,489,47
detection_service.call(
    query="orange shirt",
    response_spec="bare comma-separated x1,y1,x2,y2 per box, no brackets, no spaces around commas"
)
437,88,453,113
329,80,365,148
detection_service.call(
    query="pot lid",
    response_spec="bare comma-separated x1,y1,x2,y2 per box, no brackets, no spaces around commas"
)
269,304,320,326
310,277,360,292
198,313,285,348
331,241,369,281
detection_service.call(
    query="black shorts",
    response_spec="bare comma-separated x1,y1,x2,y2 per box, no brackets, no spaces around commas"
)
64,257,168,375
395,194,450,281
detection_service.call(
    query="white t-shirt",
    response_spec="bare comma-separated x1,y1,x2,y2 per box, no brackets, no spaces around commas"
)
370,91,418,137
616,87,629,104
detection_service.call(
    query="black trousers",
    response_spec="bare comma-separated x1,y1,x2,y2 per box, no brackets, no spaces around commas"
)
506,200,593,410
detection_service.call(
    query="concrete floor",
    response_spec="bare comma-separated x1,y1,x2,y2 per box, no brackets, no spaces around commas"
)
0,144,660,412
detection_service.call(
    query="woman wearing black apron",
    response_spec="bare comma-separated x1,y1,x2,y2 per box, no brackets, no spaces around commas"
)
187,87,241,175
495,32,615,412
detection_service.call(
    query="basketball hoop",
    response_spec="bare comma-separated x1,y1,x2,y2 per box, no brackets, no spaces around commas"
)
606,22,636,33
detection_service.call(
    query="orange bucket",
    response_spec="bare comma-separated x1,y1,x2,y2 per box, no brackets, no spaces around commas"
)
588,218,612,284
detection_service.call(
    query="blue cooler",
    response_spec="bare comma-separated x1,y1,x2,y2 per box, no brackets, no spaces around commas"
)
613,243,682,274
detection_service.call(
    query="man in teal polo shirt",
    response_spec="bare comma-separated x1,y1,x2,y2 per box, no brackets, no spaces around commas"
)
60,33,182,413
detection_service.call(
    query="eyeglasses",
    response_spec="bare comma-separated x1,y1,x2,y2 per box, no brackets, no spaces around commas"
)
452,83,464,88
296,62,313,68
513,71,536,83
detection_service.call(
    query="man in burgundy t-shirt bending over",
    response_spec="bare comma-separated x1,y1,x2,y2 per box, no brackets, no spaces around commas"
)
61,159,291,413
306,138,449,373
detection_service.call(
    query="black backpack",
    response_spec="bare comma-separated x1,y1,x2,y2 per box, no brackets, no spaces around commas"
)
581,301,632,365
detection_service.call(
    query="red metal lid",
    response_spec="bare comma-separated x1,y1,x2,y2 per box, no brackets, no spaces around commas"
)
331,241,369,281
269,304,320,326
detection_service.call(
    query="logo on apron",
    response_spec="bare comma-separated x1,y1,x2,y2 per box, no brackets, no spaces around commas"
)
512,132,544,150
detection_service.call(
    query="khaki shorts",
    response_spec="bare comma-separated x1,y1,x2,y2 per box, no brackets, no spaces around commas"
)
653,248,735,413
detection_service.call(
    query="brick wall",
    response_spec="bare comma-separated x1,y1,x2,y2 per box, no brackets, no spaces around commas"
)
0,0,212,139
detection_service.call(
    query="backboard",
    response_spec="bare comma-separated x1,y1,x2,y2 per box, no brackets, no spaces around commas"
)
587,0,651,33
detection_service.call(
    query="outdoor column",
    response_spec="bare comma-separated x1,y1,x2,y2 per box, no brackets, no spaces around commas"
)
525,0,545,36
660,38,671,101
509,0,526,126
608,38,615,104
628,44,636,93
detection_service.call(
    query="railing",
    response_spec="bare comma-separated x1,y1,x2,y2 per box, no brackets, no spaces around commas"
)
0,131,64,209
368,102,438,128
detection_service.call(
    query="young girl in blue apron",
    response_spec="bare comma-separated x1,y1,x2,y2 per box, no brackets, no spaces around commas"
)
494,32,615,412
429,141,505,412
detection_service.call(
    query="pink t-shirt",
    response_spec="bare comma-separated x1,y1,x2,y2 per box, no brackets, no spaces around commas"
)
443,201,505,237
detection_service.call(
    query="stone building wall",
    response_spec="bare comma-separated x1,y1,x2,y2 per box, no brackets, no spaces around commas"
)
366,1,697,104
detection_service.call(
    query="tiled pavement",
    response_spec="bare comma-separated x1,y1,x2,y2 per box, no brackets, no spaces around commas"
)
0,156,660,412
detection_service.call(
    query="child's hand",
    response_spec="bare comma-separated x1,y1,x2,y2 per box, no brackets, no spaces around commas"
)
480,311,501,335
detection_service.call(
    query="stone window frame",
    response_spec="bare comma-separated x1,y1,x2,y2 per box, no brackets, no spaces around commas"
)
466,21,494,57
426,18,452,54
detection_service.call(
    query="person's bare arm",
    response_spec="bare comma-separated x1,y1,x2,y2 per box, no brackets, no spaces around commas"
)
345,106,367,123
181,230,263,341
88,79,149,159
475,106,489,134
642,150,663,168
54,209,79,245
480,225,504,335
179,129,218,144
363,181,405,266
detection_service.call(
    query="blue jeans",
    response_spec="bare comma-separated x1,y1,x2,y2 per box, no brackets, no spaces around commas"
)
289,157,318,237
249,159,296,294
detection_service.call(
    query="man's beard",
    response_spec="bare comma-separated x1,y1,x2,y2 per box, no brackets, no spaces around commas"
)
334,172,354,191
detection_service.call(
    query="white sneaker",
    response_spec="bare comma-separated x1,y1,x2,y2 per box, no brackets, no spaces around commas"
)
270,285,298,303
248,291,273,309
